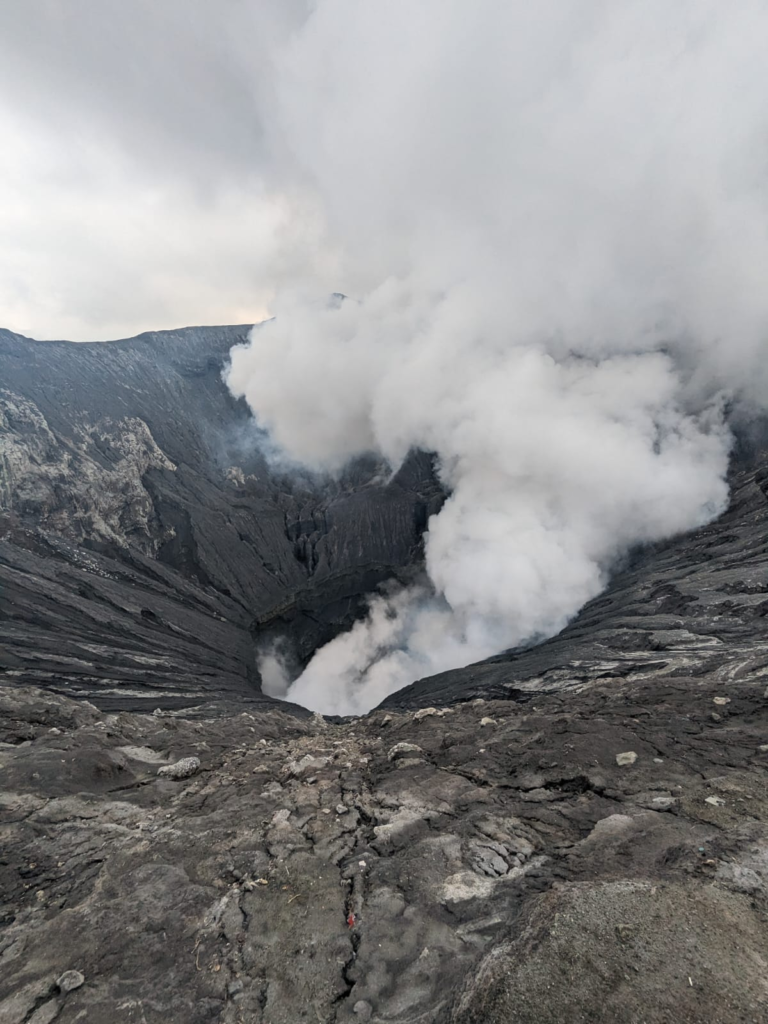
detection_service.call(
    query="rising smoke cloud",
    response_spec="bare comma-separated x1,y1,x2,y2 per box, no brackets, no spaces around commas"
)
227,1,768,714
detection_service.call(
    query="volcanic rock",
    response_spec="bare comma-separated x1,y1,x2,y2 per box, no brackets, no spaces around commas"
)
0,325,442,712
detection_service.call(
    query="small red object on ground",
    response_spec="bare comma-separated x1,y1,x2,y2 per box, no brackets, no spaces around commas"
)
347,912,356,928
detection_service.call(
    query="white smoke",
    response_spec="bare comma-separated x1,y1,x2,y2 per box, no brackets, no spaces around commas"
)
227,1,768,714
256,642,292,700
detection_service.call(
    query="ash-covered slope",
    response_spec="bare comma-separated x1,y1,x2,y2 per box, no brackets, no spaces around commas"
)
0,326,442,711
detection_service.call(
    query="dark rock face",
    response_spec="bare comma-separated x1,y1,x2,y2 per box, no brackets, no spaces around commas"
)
0,326,442,711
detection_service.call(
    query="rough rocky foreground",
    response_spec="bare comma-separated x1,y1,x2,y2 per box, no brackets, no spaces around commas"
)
2,668,767,1024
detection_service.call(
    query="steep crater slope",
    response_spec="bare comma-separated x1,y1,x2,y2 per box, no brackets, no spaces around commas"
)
0,326,442,711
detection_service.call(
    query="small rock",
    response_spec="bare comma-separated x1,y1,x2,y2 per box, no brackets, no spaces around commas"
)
705,795,725,807
713,696,730,706
710,712,722,722
118,745,166,764
387,742,424,762
228,979,244,996
157,756,200,780
471,698,486,706
650,796,676,810
260,781,283,796
353,1000,373,1020
48,727,61,735
336,803,347,814
414,707,438,720
615,924,635,943
479,717,496,727
272,809,291,825
288,754,330,777
589,814,634,837
57,970,85,993
758,744,768,753
440,869,497,903
653,758,664,764
520,787,558,803
381,715,392,726
616,751,638,766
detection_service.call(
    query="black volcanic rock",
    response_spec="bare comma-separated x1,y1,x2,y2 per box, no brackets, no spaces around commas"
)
0,325,442,711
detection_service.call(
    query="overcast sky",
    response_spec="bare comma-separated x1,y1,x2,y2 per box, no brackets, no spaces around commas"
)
0,1,313,340
4,1,768,356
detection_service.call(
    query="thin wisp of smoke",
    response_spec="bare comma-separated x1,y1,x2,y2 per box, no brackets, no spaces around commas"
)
228,1,768,714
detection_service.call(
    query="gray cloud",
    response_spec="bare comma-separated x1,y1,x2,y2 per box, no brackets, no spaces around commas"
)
0,0,310,339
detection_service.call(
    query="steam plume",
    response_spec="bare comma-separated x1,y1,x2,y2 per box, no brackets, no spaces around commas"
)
228,1,768,713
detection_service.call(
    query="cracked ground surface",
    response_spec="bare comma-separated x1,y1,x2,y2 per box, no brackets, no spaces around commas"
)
2,670,768,1024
